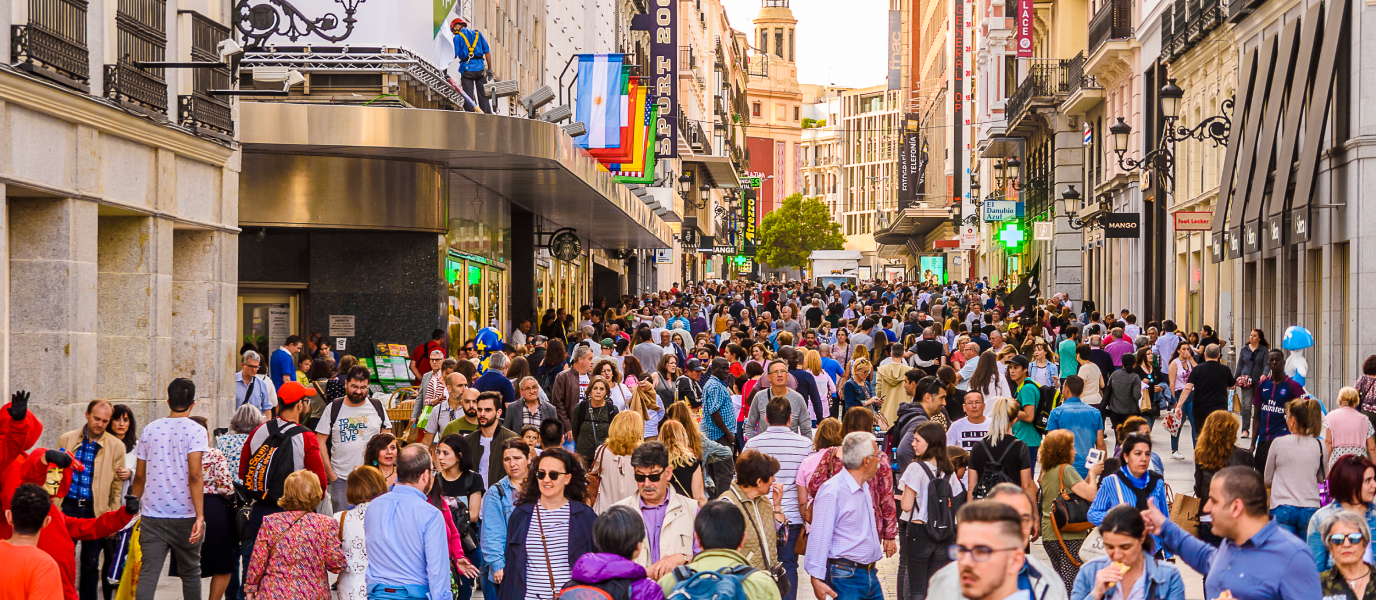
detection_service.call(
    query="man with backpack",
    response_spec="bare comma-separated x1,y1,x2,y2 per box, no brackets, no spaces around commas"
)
894,373,947,475
237,381,329,570
314,366,391,511
1007,355,1044,466
657,500,780,600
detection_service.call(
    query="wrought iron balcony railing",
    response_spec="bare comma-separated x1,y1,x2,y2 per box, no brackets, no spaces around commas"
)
1063,51,1102,97
178,11,233,136
107,0,168,114
1088,0,1134,57
1006,62,1069,123
11,0,91,90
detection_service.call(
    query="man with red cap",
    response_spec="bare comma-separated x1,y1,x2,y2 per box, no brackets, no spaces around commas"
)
236,381,329,568
449,16,492,113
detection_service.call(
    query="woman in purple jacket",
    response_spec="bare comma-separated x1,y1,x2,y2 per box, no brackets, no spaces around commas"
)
563,506,666,600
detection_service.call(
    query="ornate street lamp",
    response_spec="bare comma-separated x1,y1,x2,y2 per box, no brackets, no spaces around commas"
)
1061,185,1091,230
1110,79,1233,194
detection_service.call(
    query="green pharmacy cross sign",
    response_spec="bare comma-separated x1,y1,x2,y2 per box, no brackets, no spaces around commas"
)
998,222,1026,249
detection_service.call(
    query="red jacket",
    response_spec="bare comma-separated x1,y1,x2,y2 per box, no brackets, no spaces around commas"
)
1,404,133,600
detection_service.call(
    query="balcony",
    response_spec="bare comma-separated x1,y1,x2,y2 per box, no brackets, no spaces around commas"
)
1088,0,1134,59
1226,0,1259,22
679,106,708,154
1062,51,1105,114
11,0,91,90
178,12,232,138
1163,0,1223,61
106,0,168,116
1006,62,1069,130
679,46,697,71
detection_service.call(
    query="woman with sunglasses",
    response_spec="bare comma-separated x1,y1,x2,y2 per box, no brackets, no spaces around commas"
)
1070,505,1185,600
1309,454,1376,570
1319,511,1376,600
500,447,596,600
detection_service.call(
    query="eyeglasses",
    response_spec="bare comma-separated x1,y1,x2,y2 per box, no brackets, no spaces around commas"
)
535,470,567,480
947,544,1020,562
634,470,665,483
243,364,260,371
1330,533,1367,547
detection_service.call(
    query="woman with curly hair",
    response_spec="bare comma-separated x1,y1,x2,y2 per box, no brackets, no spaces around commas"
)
500,447,596,600
1193,411,1252,546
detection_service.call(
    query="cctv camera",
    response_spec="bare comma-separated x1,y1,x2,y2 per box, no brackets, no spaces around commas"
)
217,39,243,62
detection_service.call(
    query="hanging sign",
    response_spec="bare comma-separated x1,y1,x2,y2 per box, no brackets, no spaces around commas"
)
983,200,1017,222
654,248,672,263
1033,221,1054,241
1104,212,1141,238
1017,0,1034,57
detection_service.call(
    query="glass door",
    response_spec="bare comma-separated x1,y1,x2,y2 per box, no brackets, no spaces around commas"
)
237,291,299,358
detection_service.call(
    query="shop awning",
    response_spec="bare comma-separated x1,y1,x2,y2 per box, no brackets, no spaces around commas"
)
873,206,952,246
683,155,742,188
238,102,673,249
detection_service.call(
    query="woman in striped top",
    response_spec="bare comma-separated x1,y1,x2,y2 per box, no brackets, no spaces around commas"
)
500,447,596,600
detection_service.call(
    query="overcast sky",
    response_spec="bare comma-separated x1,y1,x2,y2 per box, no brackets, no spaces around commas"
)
718,0,890,88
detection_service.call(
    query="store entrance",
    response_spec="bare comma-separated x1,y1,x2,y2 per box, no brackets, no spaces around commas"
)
237,289,301,357
592,264,620,306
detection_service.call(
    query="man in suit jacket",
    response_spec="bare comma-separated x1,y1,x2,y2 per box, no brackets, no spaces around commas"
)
503,376,558,432
466,392,518,487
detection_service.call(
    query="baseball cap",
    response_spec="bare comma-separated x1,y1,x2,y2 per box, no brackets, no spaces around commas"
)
1008,355,1031,369
278,381,317,404
685,358,707,372
600,338,615,349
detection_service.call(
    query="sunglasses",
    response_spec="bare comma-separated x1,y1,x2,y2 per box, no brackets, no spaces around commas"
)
535,469,567,481
634,470,665,483
1330,532,1366,547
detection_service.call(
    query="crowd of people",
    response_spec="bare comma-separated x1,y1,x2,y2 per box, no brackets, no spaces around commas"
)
10,277,1376,600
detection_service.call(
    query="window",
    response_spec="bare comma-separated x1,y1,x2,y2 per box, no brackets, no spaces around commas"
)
775,28,784,58
788,28,795,62
759,29,767,53
794,106,800,121
753,102,761,117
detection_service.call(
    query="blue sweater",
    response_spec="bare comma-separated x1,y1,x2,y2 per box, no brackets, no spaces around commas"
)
269,347,295,390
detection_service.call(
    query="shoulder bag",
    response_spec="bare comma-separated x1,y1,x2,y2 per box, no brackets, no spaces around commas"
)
586,445,606,507
1050,465,1093,533
534,506,561,597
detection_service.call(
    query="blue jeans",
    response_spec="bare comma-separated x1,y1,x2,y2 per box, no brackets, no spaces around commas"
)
1271,505,1319,539
826,563,884,600
778,524,803,600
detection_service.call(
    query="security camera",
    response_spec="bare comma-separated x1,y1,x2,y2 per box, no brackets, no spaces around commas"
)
217,39,243,62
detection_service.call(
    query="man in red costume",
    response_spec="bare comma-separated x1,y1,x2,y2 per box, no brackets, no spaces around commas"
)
1,392,136,600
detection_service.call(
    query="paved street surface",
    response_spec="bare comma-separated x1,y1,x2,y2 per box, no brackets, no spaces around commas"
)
157,414,1219,600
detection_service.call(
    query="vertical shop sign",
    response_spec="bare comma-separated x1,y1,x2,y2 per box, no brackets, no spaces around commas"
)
898,113,921,211
1016,0,1034,57
953,0,964,209
742,190,758,242
888,10,903,90
633,0,678,158
775,141,787,204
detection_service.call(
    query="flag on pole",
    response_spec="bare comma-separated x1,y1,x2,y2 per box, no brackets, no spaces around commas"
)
574,54,625,149
588,76,637,162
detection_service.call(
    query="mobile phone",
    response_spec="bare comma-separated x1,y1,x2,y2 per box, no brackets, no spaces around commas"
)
1086,448,1105,469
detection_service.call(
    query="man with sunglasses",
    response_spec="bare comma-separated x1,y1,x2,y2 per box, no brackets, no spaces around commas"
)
235,350,276,412
613,442,698,580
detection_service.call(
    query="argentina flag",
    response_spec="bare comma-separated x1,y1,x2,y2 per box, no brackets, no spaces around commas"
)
574,54,625,149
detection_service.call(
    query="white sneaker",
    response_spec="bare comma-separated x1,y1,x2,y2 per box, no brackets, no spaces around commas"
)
1171,451,1185,460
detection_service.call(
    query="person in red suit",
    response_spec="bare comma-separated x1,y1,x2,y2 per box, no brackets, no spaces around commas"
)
1,392,136,600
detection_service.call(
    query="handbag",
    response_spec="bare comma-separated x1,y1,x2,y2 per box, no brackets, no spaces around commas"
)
1163,407,1185,436
585,445,606,508
1170,492,1201,537
1079,527,1108,561
1050,465,1093,533
534,505,561,596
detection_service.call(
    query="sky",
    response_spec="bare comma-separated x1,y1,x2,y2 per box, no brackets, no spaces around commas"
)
718,0,891,89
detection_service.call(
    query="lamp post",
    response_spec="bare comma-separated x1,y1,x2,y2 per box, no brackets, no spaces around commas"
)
1110,79,1233,194
1061,185,1092,230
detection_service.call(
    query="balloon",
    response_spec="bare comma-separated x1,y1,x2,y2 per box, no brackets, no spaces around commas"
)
1282,325,1314,351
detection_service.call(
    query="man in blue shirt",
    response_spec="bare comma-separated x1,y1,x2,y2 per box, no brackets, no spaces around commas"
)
1045,375,1104,478
818,344,844,382
1144,465,1321,600
449,17,492,113
269,335,302,390
365,445,478,599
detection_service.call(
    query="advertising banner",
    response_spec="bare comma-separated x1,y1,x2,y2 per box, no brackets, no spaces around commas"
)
742,190,758,243
898,113,921,211
888,10,904,91
952,0,964,207
256,0,458,71
1016,0,1034,57
632,0,678,159
920,256,945,284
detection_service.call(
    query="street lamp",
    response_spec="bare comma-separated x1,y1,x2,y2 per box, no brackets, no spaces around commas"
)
1110,79,1233,193
1061,185,1091,230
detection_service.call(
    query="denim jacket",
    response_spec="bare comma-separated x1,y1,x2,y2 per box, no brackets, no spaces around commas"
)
1070,555,1186,600
479,476,519,577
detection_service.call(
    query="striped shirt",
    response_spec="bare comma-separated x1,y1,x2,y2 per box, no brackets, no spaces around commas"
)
524,503,572,600
744,426,814,523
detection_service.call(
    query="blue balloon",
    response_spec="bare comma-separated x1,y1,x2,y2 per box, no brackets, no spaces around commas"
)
1282,325,1314,351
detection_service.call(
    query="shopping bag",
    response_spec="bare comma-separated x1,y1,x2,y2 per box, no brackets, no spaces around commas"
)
1163,407,1184,436
114,521,142,600
417,404,435,430
1080,528,1107,561
1170,493,1201,537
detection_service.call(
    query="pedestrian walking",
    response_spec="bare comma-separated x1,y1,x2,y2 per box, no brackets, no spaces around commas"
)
722,449,785,579
1039,430,1102,592
656,500,781,600
1234,328,1269,439
968,396,1034,499
1316,511,1376,600
1251,349,1305,470
898,421,960,600
334,466,388,600
1264,398,1325,538
1070,505,1185,600
363,433,399,487
1088,433,1169,554
563,506,667,600
243,471,345,600
0,484,63,600
315,366,391,511
1046,376,1105,479
1305,454,1376,570
235,351,276,412
130,378,209,600
1325,386,1376,470
184,417,236,600
589,410,644,512
1193,410,1252,546
742,397,812,599
804,431,889,600
744,360,812,440
553,345,596,440
465,391,518,488
572,376,620,465
56,400,125,600
928,483,1068,600
946,501,1031,600
1176,344,1234,446
1145,466,1322,600
1166,344,1195,459
479,438,531,596
499,447,596,600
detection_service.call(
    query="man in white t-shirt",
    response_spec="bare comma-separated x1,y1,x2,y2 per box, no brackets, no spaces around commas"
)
315,366,391,510
945,391,991,452
130,378,209,600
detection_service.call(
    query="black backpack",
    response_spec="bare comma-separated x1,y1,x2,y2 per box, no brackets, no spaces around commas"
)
1030,382,1061,435
971,440,1017,499
917,462,956,542
240,420,309,501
